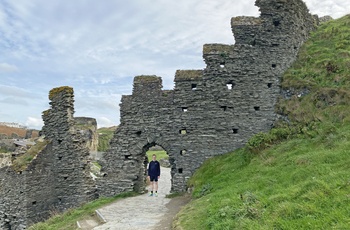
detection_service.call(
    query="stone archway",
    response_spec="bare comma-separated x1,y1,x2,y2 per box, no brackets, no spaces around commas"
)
133,142,171,193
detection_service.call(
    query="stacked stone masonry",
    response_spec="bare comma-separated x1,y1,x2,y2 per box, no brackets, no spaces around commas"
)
0,0,318,229
97,0,318,196
0,87,96,229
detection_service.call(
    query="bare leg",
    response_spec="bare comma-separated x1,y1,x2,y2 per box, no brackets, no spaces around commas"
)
151,181,155,193
154,181,158,192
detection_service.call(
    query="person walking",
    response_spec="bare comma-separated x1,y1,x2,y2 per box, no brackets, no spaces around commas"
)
148,154,160,197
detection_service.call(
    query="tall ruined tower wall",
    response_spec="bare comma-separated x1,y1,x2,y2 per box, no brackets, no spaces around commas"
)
0,87,96,229
98,0,318,195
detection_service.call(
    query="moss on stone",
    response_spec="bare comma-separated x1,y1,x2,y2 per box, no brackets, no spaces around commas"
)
175,70,203,81
203,44,233,55
49,86,74,100
134,75,161,83
231,16,262,26
12,140,50,172
42,109,50,117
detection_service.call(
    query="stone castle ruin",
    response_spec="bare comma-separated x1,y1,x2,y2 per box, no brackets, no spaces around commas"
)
97,0,317,195
0,0,318,229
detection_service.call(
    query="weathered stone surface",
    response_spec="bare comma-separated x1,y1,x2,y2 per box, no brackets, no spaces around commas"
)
0,87,96,229
97,0,318,196
0,0,319,228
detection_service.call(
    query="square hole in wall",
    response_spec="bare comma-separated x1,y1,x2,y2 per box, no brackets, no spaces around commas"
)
180,149,187,156
220,62,225,68
273,20,280,27
232,128,239,134
136,131,142,137
272,64,277,68
191,83,197,90
32,201,37,205
178,168,183,173
179,129,187,135
267,83,272,88
221,106,227,111
182,107,188,112
254,106,260,111
226,81,235,90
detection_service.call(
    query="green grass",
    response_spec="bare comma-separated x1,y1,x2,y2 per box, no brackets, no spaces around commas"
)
12,140,50,172
97,126,117,151
174,123,350,229
174,15,350,229
29,192,136,230
146,150,168,162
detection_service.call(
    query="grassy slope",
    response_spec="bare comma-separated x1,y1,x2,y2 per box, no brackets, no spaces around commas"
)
174,15,350,229
97,126,117,151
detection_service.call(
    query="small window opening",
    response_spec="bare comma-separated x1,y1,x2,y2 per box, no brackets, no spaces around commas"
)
254,106,260,111
58,198,62,202
180,150,187,156
32,201,37,205
64,176,68,180
226,81,235,90
58,156,62,160
273,20,280,27
58,139,62,144
191,83,197,90
232,128,239,134
20,191,23,194
220,62,225,68
182,107,188,112
179,129,187,135
267,83,272,88
178,168,183,174
136,131,142,137
125,155,131,160
251,39,256,46
221,106,227,111
272,64,277,68
272,44,279,47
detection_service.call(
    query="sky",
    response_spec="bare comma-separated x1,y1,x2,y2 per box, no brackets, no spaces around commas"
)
0,0,349,130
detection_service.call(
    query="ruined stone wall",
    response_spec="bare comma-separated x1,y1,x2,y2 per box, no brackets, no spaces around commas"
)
98,0,318,195
75,117,98,152
0,87,96,229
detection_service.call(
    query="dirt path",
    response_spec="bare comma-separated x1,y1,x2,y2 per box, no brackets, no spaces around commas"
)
89,167,189,230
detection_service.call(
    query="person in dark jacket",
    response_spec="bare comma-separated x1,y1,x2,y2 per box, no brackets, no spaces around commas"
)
148,154,160,197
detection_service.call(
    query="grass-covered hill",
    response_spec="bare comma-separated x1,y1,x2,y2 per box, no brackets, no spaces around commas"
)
173,15,350,229
97,126,117,151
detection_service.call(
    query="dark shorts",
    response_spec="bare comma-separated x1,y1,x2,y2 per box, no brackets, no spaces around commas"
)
149,175,158,182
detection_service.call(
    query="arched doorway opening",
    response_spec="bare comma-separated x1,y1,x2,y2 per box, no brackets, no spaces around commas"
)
134,142,172,195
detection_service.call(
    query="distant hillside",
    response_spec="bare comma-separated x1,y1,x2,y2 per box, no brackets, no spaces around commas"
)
97,126,118,151
174,15,350,229
0,125,39,139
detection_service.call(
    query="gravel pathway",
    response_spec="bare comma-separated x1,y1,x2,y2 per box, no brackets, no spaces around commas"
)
93,167,172,230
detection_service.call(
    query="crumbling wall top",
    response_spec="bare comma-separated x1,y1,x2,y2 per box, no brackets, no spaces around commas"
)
231,16,263,26
49,86,73,100
174,70,203,82
203,44,233,55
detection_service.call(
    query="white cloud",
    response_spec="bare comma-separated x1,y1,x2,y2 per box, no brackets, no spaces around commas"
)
304,0,350,18
96,117,117,128
0,62,18,72
0,0,349,129
26,116,43,130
